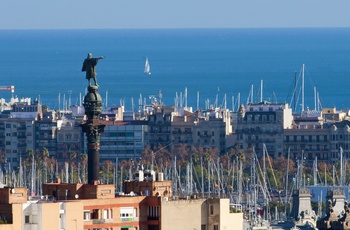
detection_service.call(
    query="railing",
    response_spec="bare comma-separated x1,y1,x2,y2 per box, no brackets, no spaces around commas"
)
92,218,114,224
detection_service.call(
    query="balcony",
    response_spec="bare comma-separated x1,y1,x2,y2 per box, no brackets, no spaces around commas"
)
92,218,114,224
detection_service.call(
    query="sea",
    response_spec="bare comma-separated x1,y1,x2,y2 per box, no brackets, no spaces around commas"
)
0,28,350,112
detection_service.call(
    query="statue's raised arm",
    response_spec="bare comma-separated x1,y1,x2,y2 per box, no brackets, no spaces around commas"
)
82,53,104,86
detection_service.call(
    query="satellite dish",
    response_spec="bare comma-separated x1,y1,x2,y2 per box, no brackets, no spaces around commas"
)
75,194,79,199
11,188,15,194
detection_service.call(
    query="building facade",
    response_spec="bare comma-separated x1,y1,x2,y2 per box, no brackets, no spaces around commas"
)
236,102,293,158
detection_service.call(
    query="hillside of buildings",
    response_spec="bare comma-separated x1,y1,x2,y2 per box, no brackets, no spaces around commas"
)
1,94,350,210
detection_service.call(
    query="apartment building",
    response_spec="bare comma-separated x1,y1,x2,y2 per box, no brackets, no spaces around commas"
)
98,120,147,161
192,116,226,153
0,99,41,170
170,111,195,150
330,120,350,161
236,102,293,158
284,110,331,164
147,106,173,150
56,118,82,163
0,177,242,230
0,119,34,170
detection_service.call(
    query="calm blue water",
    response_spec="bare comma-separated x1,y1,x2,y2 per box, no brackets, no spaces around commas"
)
0,28,350,111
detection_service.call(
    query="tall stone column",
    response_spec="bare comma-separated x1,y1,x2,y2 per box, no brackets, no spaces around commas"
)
81,85,105,184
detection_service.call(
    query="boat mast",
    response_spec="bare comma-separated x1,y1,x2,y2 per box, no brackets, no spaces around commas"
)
324,163,327,186
231,96,235,111
197,91,200,111
285,148,290,219
201,156,204,197
314,87,316,111
184,87,187,109
106,90,108,109
313,156,318,186
260,79,263,102
293,71,297,112
302,64,305,112
340,147,343,186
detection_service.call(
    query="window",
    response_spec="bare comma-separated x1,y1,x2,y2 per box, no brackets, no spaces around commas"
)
83,211,90,220
213,224,218,230
120,207,134,221
147,206,159,220
210,205,214,215
92,209,99,219
25,215,30,224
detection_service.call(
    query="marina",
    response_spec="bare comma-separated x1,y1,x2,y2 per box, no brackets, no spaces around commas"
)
1,29,350,229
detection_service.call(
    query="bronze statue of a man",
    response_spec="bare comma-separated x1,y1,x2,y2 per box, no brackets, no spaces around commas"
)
82,53,104,86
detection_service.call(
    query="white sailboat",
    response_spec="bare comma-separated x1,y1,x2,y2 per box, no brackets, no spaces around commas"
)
144,57,151,75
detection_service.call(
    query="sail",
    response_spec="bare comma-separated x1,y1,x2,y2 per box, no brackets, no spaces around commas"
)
144,57,151,75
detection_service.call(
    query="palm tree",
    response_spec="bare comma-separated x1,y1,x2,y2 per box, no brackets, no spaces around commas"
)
101,160,115,184
80,153,88,183
68,151,77,183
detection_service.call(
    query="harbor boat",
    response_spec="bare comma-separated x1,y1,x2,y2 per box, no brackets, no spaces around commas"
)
144,57,151,75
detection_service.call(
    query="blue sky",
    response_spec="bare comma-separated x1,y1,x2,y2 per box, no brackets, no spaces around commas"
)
2,0,350,29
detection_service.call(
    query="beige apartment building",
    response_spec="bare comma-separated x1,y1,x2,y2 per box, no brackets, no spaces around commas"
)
236,102,293,158
0,178,243,230
284,110,331,164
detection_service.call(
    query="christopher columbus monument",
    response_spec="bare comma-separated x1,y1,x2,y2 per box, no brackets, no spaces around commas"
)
81,53,105,184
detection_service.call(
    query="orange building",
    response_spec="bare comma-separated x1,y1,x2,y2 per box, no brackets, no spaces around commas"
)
0,178,242,230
